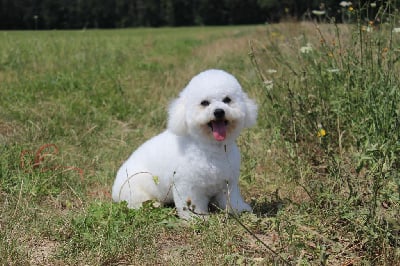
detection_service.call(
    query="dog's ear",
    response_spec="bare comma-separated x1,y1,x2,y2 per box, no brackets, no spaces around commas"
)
243,94,258,128
168,97,187,135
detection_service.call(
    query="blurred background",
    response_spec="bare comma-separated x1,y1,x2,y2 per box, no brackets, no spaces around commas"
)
0,0,388,29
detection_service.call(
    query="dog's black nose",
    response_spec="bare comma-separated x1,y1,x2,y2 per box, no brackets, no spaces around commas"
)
214,108,225,119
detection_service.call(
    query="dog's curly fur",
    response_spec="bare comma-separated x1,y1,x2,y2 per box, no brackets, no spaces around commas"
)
112,69,257,219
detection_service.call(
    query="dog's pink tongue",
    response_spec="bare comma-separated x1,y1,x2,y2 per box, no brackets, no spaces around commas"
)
211,121,226,141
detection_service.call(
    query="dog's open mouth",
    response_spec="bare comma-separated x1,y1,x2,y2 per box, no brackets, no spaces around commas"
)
208,120,228,141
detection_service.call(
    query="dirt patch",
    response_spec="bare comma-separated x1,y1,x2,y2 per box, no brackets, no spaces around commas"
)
87,183,112,201
157,230,204,265
29,238,61,266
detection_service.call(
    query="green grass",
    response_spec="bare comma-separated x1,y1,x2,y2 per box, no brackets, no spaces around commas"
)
1,18,400,265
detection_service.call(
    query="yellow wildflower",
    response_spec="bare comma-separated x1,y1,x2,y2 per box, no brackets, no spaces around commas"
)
317,128,327,138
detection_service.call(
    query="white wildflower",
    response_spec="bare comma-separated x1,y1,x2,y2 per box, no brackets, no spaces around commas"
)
312,10,326,16
300,43,313,54
339,1,352,7
266,69,277,74
392,28,400,33
327,68,340,73
263,80,273,90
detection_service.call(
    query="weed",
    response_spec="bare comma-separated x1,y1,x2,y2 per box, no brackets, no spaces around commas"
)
251,2,400,264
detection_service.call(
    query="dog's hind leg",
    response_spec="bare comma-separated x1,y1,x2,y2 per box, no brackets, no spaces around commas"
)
112,172,159,208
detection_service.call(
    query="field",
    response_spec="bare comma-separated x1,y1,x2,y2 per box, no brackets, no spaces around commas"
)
1,22,399,265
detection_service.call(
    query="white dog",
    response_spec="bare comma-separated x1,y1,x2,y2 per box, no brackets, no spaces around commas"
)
112,69,257,219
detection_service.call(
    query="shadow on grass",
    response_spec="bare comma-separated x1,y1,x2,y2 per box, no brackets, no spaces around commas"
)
251,195,286,217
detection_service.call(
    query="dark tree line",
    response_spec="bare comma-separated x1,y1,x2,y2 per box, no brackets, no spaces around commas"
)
0,0,393,30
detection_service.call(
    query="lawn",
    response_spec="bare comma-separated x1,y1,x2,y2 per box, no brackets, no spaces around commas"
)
1,22,399,265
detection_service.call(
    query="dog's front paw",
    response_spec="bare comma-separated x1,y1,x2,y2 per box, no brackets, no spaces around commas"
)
177,207,209,220
230,201,252,214
241,203,253,213
176,198,210,220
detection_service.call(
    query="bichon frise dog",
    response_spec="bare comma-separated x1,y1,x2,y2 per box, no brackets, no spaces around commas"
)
112,69,257,219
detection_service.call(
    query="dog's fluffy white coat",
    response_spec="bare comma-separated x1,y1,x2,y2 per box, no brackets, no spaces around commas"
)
112,69,257,219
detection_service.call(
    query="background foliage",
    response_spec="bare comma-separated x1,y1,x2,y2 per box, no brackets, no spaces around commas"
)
0,0,395,29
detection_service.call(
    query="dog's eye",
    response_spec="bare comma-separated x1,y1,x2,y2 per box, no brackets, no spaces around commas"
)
200,100,210,106
223,97,231,104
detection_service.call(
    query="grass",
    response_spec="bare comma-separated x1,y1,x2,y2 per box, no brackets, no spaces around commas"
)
1,16,400,266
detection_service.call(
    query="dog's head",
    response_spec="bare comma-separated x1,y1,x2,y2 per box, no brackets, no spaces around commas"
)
168,69,257,144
